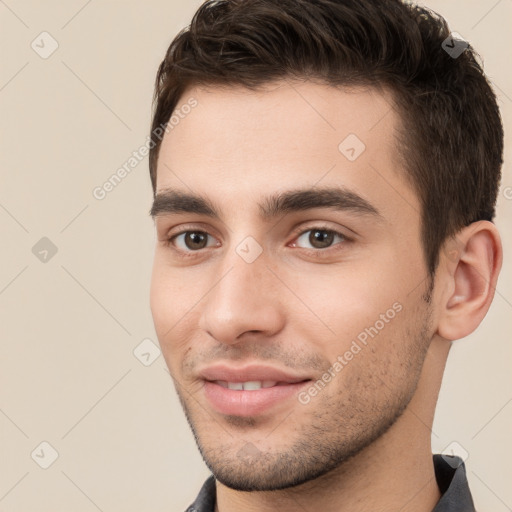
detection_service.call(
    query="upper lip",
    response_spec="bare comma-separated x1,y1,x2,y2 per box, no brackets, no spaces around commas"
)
199,364,312,384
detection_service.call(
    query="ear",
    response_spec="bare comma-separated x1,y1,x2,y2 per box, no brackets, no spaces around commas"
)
436,221,503,341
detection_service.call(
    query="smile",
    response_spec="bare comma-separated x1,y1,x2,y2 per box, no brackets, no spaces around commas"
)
215,380,284,390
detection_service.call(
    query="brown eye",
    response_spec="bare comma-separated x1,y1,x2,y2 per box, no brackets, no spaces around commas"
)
294,228,346,250
172,231,214,251
185,232,208,249
309,230,335,248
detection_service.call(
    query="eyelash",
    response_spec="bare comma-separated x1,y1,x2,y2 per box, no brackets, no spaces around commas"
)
163,224,350,258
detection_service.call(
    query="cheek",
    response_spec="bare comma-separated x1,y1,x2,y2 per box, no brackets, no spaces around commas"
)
149,260,195,351
150,262,172,331
289,262,406,352
305,303,426,421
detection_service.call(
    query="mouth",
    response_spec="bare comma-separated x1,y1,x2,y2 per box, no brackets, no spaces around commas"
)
199,364,312,417
214,380,305,390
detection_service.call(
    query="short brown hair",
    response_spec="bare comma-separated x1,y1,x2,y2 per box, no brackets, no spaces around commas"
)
149,0,503,275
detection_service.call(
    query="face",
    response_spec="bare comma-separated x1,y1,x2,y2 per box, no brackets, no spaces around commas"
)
150,80,435,491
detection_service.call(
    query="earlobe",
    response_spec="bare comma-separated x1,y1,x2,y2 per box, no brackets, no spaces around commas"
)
437,221,502,341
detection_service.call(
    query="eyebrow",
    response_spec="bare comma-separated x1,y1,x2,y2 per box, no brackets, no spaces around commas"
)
149,186,382,221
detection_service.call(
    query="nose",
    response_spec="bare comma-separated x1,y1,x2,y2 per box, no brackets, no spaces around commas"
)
198,250,286,345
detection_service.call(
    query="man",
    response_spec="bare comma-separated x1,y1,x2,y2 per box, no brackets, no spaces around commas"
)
147,0,503,510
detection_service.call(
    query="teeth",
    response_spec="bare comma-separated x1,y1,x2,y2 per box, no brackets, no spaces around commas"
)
243,381,263,390
219,381,278,390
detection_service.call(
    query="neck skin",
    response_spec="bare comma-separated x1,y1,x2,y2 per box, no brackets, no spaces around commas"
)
215,336,450,512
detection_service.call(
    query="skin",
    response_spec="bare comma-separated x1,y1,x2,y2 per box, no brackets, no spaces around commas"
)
149,80,502,512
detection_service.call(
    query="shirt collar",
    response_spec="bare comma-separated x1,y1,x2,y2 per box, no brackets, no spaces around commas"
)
432,454,475,511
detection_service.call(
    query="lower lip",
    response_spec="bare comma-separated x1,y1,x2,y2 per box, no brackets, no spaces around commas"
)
203,381,310,417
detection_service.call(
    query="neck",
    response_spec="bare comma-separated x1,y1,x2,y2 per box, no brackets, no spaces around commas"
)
215,337,450,512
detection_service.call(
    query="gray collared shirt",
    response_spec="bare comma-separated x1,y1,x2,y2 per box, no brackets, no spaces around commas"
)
185,455,475,511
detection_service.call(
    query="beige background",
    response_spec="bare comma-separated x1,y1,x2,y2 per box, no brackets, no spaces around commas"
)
0,0,510,510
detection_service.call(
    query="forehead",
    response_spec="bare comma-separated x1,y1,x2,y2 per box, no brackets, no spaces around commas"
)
155,80,418,223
